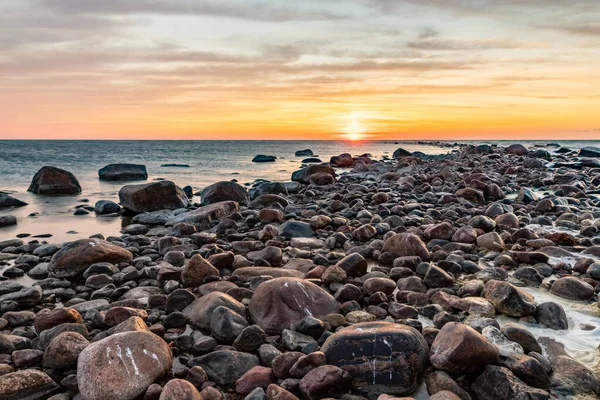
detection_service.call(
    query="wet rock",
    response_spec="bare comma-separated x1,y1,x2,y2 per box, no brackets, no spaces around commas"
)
181,254,219,287
0,193,27,208
549,276,594,301
0,215,17,227
249,277,339,334
482,326,524,357
48,238,132,278
504,354,551,389
430,322,499,375
330,153,354,167
501,323,542,353
335,253,367,277
201,181,249,204
119,181,189,213
0,369,59,400
28,166,81,195
167,201,239,227
253,155,277,163
98,164,148,181
0,286,42,308
471,365,549,400
95,200,121,215
579,146,600,157
292,165,336,185
321,321,429,397
77,331,172,400
43,331,89,369
278,221,314,238
534,302,568,330
483,280,536,317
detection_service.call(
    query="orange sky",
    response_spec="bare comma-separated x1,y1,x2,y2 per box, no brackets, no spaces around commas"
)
1,0,599,140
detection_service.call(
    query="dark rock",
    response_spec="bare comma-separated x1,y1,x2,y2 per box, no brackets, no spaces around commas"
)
0,369,59,400
183,291,245,330
95,200,121,215
0,194,27,208
549,277,594,301
534,302,568,330
28,166,81,195
119,181,189,213
98,164,148,181
188,350,260,386
299,365,351,400
201,181,249,204
471,365,549,400
321,321,429,397
253,155,277,163
278,221,314,238
483,280,536,317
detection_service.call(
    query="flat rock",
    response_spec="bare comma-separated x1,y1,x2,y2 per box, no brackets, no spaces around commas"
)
119,181,189,213
98,164,148,181
48,239,132,278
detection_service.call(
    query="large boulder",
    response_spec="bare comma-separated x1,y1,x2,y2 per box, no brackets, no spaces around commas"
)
0,369,59,400
201,181,249,204
483,280,536,317
393,148,412,158
579,146,600,157
48,239,132,278
77,331,172,400
249,277,339,334
321,321,429,397
119,181,189,213
98,164,148,181
183,292,245,330
292,165,336,184
28,166,81,195
0,193,27,208
382,233,430,261
549,276,594,301
430,322,499,374
330,153,353,167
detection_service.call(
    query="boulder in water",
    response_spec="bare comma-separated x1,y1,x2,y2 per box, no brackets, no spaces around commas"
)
0,193,27,208
119,181,189,213
98,163,148,181
579,146,600,157
28,166,81,195
393,148,412,158
295,149,314,156
252,155,277,163
330,153,353,167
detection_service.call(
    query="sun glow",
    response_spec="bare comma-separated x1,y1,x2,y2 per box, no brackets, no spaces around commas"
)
342,113,367,141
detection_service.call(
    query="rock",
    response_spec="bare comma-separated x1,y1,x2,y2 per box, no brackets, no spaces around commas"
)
471,365,549,400
278,221,314,238
321,321,429,397
425,370,471,400
534,302,568,330
249,277,339,334
549,277,594,301
309,172,335,185
0,369,59,400
579,146,600,157
507,144,529,156
295,149,314,156
423,265,454,288
235,366,275,394
98,164,148,181
266,384,300,400
292,165,336,185
181,254,219,287
48,238,132,278
167,201,239,227
201,181,249,204
35,307,83,332
95,200,121,215
501,323,542,353
299,365,351,400
477,232,504,251
183,291,245,330
382,233,430,261
393,148,412,158
483,280,536,317
160,379,203,400
430,322,499,375
0,194,27,208
335,253,367,277
253,155,277,163
0,286,42,308
504,354,551,389
43,331,89,369
28,166,81,195
330,153,354,167
189,350,260,386
77,331,172,400
210,306,248,344
119,181,189,213
0,215,16,227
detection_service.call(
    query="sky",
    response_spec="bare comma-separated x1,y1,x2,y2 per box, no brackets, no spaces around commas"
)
0,0,599,140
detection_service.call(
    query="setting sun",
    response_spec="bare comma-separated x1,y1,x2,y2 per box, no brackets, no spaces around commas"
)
342,113,367,141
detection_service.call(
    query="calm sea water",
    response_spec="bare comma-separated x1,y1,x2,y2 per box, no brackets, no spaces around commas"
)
0,139,598,242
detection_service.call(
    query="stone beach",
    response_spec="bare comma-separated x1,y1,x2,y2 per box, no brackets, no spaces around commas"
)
0,142,599,400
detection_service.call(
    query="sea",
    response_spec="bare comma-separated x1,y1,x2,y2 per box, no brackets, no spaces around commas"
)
0,139,598,242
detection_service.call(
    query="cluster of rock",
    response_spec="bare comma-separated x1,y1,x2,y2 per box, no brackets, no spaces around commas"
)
0,143,599,400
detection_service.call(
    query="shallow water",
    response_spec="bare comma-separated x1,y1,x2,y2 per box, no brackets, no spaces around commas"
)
0,140,453,242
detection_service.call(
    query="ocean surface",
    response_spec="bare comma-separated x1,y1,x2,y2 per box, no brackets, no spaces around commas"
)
0,139,598,242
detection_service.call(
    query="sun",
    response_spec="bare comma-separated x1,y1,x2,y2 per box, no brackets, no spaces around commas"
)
343,113,366,141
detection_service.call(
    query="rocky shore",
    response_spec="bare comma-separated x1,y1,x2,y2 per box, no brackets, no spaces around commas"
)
0,142,600,400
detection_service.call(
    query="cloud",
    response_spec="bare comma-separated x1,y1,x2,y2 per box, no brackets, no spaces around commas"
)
38,0,349,22
542,23,600,36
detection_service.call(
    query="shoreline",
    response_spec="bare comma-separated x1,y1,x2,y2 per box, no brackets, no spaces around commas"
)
1,142,600,399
